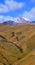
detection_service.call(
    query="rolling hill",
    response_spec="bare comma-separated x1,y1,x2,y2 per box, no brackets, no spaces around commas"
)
0,23,35,65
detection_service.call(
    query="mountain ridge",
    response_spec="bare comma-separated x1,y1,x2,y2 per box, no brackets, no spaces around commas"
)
0,17,35,25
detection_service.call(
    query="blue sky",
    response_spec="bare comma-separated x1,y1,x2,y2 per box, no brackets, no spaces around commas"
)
0,0,35,22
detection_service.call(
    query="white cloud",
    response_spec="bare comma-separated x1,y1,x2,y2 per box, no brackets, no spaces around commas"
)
23,7,35,21
5,0,24,11
0,15,17,23
0,15,20,23
0,15,4,23
0,3,8,13
0,0,24,13
4,16,14,21
0,7,35,23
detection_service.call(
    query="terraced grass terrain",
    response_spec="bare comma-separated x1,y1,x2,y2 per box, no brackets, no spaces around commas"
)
0,24,35,65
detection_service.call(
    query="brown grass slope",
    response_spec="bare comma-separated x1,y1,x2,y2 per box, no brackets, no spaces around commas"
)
0,24,35,65
0,40,23,65
14,50,35,65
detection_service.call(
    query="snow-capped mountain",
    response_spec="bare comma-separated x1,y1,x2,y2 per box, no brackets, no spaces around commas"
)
3,20,18,25
2,17,32,25
14,17,30,23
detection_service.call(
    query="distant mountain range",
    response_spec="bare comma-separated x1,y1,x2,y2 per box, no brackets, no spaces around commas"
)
3,20,18,25
0,17,35,25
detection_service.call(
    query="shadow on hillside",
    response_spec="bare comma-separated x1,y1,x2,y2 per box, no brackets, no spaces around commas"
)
0,35,23,53
0,35,8,42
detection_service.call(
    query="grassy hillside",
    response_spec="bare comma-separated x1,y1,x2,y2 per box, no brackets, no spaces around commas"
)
14,50,35,65
0,24,35,65
0,40,23,65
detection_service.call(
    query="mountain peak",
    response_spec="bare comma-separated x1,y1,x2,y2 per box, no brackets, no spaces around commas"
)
2,17,33,25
